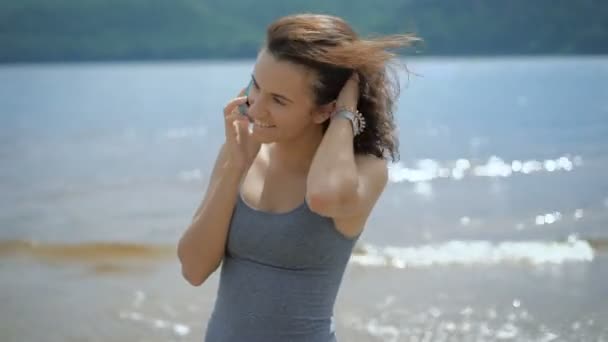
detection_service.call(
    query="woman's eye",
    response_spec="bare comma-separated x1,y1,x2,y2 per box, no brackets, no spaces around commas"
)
273,97,285,105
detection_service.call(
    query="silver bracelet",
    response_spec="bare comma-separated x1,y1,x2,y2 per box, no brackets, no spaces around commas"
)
331,107,366,136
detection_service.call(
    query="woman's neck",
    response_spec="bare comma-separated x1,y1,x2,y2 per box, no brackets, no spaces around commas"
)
263,126,324,175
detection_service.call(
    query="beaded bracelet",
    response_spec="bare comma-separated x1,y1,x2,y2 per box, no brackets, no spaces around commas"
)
331,106,367,136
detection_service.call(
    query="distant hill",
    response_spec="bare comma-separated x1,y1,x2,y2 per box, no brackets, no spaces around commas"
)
1,0,607,63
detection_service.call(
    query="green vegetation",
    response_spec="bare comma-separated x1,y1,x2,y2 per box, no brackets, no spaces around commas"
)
1,0,606,63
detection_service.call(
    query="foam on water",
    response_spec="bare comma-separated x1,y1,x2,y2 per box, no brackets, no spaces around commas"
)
351,236,594,269
118,310,191,337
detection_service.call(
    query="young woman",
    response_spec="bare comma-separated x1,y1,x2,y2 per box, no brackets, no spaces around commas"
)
177,13,417,342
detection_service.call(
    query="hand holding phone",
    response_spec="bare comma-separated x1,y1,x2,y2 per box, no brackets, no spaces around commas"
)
238,80,252,119
221,83,261,171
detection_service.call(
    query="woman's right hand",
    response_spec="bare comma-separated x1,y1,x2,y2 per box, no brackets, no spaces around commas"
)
222,88,261,172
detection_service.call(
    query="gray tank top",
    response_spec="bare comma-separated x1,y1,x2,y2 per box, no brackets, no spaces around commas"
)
204,192,361,342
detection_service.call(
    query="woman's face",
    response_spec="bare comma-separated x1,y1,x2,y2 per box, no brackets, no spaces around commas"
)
246,49,330,144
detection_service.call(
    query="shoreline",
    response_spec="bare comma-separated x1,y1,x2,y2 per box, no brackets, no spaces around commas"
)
2,54,608,67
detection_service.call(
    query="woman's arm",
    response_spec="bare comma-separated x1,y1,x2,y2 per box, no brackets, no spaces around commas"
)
177,92,260,286
177,145,245,286
306,116,359,210
306,75,388,237
306,118,388,222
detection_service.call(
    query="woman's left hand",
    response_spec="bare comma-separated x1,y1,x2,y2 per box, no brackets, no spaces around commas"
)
335,72,360,110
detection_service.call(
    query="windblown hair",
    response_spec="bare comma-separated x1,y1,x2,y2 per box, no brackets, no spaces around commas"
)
265,13,420,162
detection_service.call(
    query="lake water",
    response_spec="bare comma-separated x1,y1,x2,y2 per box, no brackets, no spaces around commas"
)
1,56,607,341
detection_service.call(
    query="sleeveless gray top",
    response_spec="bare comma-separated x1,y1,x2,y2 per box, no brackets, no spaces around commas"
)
204,193,361,342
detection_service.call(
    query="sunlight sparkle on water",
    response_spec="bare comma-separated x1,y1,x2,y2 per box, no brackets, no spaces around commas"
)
387,155,578,183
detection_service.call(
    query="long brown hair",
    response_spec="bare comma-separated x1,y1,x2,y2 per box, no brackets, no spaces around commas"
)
265,13,420,162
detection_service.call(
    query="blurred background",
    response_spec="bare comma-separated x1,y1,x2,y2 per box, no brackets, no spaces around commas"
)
1,1,607,341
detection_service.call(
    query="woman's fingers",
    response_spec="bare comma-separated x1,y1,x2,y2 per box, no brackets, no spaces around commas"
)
225,112,248,139
346,72,359,86
223,87,250,139
223,96,248,117
336,72,360,109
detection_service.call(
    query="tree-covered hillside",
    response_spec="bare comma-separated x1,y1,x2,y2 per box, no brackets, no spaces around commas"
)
1,0,606,63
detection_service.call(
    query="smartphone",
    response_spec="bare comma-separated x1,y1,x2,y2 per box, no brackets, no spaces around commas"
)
238,80,252,117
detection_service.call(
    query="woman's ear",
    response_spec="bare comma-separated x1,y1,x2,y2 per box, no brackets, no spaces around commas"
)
312,101,336,124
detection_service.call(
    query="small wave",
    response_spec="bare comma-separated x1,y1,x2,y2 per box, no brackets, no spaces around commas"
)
118,310,190,337
1,237,604,270
351,236,597,269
